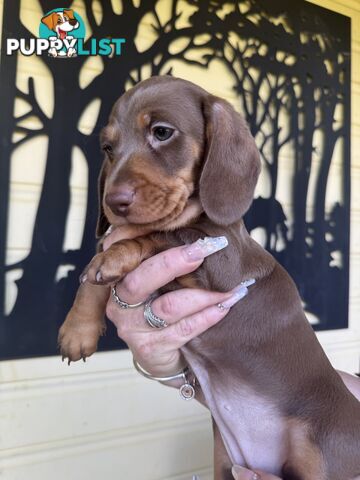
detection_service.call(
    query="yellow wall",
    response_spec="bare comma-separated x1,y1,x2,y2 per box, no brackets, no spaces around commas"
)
0,1,360,479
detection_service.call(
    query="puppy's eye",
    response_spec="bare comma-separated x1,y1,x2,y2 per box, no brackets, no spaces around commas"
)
57,18,62,24
102,144,113,155
153,126,174,142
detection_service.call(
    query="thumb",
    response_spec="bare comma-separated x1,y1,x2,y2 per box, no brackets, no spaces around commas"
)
232,466,260,480
232,465,282,480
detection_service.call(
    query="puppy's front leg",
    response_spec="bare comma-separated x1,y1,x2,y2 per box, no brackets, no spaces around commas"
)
59,283,108,363
80,236,166,286
59,235,167,362
213,418,233,480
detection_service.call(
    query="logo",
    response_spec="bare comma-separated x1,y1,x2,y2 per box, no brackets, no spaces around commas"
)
7,7,125,58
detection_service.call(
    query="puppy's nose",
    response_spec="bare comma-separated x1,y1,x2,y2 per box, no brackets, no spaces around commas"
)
106,187,135,216
69,19,78,26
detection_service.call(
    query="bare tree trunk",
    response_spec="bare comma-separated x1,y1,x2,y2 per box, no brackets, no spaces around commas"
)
292,81,315,292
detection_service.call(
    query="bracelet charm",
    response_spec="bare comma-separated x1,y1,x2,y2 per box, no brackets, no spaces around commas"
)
179,367,195,400
133,357,196,401
179,382,195,400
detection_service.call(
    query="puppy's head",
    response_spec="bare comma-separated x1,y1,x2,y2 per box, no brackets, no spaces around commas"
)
97,76,260,237
41,9,79,39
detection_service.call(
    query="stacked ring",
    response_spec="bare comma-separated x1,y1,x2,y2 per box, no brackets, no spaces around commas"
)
144,295,168,329
112,286,168,329
111,285,146,309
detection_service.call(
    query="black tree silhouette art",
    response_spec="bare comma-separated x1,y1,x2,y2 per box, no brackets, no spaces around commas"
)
0,0,351,359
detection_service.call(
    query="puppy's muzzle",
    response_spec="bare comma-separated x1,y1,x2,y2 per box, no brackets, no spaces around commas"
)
106,186,135,216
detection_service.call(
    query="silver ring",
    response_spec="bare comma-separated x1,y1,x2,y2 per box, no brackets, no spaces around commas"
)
144,295,168,329
111,285,146,309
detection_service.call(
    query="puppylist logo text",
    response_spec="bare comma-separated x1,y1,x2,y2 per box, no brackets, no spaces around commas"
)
6,7,125,58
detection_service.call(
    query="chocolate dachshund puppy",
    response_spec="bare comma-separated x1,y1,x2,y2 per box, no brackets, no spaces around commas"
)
59,76,360,480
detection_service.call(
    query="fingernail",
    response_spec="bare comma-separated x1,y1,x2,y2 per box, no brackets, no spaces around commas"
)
240,278,256,288
80,274,87,284
220,284,248,309
183,236,228,261
104,225,113,237
192,476,200,480
232,465,260,480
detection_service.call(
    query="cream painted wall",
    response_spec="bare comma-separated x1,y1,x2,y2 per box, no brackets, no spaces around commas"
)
0,1,359,479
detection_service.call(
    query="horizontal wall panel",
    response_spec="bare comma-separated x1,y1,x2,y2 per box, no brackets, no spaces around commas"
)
0,421,213,480
1,371,207,450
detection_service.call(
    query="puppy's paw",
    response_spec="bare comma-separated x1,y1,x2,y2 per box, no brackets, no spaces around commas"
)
58,312,105,363
80,250,127,286
49,47,58,57
67,47,76,57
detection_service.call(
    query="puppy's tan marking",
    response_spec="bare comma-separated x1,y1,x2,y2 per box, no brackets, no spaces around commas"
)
100,124,119,146
59,283,108,362
282,419,326,480
137,112,151,129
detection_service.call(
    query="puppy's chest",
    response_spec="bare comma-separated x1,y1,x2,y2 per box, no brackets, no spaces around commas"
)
181,342,288,473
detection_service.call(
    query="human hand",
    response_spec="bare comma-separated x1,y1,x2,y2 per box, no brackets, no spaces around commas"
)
104,231,253,380
232,465,282,480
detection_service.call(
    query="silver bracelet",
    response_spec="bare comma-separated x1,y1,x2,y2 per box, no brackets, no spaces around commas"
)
132,357,196,401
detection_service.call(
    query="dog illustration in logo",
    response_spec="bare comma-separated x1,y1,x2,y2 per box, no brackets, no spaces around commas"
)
41,9,79,57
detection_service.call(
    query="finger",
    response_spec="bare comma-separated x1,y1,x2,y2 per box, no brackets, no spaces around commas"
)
253,471,282,480
156,302,239,351
116,236,228,304
232,466,282,480
337,370,360,401
151,284,249,325
232,466,259,480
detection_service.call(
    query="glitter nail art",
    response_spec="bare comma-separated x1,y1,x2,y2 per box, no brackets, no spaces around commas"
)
196,236,228,254
184,236,229,261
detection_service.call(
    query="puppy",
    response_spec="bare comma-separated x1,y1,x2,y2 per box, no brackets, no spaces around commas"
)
59,76,360,480
41,9,79,57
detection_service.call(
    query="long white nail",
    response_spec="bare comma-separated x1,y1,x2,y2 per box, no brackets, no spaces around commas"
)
183,236,228,262
80,274,87,284
241,278,256,288
221,285,248,308
219,279,256,309
104,225,114,237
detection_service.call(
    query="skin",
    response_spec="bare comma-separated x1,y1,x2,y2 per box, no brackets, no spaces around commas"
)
104,227,360,480
103,228,239,380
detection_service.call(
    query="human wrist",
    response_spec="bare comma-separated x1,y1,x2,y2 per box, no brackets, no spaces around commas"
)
133,357,187,382
132,351,186,378
133,357,196,400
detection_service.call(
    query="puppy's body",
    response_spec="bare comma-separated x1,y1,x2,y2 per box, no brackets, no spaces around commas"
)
160,219,360,479
59,76,360,480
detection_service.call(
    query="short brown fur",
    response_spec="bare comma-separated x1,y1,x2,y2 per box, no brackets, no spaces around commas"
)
59,76,360,480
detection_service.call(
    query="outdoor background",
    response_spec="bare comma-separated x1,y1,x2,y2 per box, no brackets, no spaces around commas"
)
0,0,360,479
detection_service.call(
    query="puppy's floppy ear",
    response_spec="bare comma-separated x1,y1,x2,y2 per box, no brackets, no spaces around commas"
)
200,96,261,226
64,9,75,20
96,161,110,238
41,12,58,31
